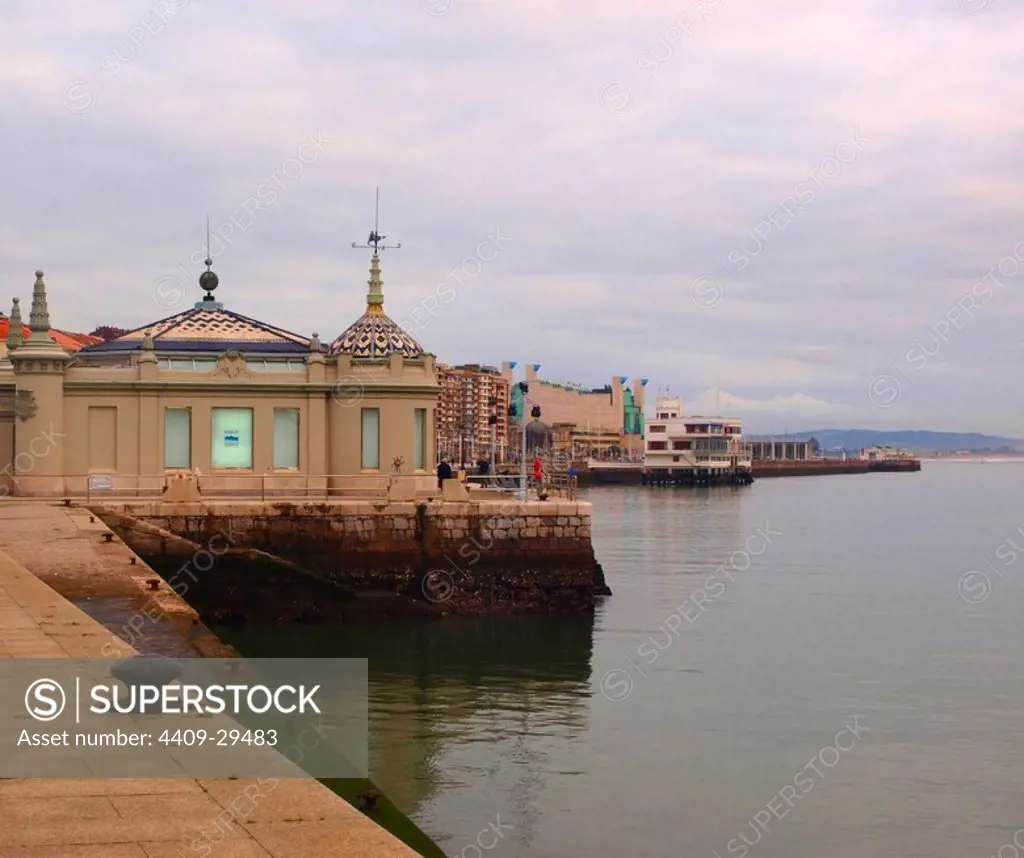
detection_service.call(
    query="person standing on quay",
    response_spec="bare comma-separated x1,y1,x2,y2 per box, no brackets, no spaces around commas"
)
437,460,453,489
533,456,543,487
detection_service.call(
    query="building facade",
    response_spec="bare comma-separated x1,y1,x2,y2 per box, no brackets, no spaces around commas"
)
645,396,751,472
0,251,439,497
747,437,819,461
435,363,510,464
502,363,647,459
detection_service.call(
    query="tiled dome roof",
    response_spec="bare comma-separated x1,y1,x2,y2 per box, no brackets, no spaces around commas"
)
81,300,311,355
331,248,423,359
329,310,422,359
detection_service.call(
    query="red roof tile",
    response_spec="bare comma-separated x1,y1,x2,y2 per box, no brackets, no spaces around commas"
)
0,319,102,352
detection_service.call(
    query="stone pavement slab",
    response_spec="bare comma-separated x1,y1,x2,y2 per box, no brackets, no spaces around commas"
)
0,506,419,858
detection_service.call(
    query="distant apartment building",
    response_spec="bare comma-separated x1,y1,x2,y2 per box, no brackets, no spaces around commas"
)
436,363,510,463
501,362,647,459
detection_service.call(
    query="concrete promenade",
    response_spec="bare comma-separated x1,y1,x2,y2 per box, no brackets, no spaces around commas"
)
0,503,419,858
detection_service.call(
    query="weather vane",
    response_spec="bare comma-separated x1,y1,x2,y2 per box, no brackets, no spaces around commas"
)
351,186,401,253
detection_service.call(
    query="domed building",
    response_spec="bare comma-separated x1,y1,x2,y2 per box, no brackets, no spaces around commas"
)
524,419,553,453
0,238,439,497
324,244,438,478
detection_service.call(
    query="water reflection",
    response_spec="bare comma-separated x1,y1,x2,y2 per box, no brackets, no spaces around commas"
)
218,614,595,851
202,470,1024,858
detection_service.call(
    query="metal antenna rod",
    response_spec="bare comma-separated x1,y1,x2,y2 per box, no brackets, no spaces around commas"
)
351,187,402,253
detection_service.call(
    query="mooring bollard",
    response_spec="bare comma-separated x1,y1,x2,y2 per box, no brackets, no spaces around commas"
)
358,789,381,811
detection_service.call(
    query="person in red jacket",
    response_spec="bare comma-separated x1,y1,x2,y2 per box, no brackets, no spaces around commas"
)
533,457,543,485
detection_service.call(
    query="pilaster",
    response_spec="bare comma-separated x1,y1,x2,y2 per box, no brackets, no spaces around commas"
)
8,272,71,496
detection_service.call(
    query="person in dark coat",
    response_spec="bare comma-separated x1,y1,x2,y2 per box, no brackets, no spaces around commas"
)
477,459,490,476
437,460,453,489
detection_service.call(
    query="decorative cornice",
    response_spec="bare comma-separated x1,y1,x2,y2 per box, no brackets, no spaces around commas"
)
62,379,440,395
10,355,71,373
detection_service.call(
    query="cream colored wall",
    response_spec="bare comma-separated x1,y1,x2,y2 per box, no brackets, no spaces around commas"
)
63,389,319,491
501,363,648,435
0,387,14,495
9,348,71,496
329,395,437,477
64,391,140,479
8,350,439,496
526,384,622,431
327,353,438,481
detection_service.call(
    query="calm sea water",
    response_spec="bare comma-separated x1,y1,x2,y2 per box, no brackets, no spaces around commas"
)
222,462,1024,858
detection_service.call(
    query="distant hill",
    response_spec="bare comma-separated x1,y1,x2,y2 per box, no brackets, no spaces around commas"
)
793,429,1024,453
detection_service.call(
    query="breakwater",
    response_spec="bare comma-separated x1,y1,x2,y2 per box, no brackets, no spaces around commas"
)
753,459,869,477
753,458,921,477
574,458,920,484
93,499,610,624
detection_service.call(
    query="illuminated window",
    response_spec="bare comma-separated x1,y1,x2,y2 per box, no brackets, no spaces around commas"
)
211,408,253,468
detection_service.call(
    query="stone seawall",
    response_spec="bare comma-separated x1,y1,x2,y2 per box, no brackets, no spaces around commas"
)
93,499,610,623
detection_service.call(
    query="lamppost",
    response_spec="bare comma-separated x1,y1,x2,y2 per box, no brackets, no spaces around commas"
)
487,396,497,473
460,406,472,470
511,381,543,500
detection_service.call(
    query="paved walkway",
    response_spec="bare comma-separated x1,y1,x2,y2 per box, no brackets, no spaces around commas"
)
0,501,168,601
0,505,419,858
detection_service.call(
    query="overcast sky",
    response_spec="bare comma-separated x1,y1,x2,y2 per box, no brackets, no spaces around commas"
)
3,0,1023,435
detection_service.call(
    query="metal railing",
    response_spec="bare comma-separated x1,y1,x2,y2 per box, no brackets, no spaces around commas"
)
464,473,578,500
49,471,582,504
752,458,861,468
65,473,398,503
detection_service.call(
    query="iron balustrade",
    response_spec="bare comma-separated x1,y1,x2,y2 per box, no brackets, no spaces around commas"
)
62,474,396,503
36,472,584,503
